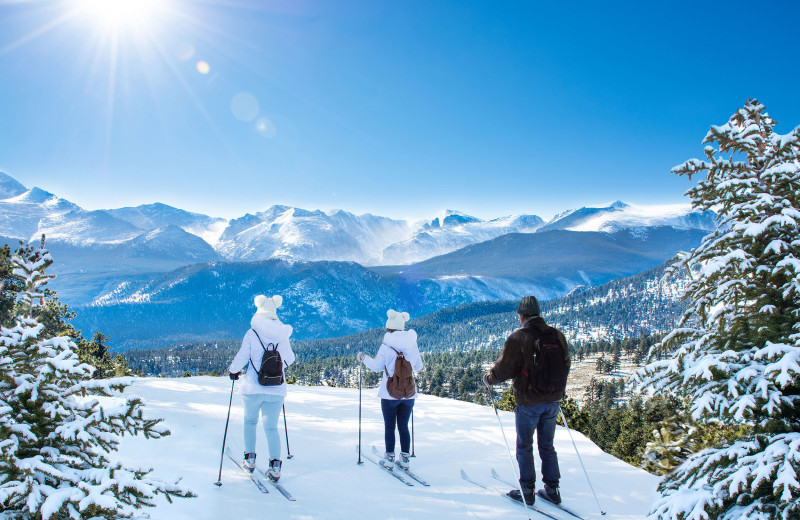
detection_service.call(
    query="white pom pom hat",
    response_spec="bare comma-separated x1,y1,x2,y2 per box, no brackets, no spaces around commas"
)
385,309,410,331
254,294,283,319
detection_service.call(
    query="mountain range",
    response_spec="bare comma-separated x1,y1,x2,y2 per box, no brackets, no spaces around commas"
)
0,171,716,273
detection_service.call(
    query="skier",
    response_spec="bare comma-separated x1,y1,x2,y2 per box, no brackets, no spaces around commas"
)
481,296,570,506
357,309,423,471
228,294,295,481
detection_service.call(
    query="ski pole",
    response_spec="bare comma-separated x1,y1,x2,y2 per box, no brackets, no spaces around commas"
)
410,408,415,457
357,361,363,464
484,384,532,520
214,378,236,486
559,408,606,515
283,403,293,459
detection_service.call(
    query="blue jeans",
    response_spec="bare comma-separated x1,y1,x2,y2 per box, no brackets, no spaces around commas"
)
243,393,284,460
381,399,415,454
516,401,560,492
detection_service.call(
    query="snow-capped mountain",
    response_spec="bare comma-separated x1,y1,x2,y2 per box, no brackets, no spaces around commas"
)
0,171,27,199
381,210,545,265
0,175,220,273
106,203,228,246
215,205,414,264
541,200,717,233
116,377,656,519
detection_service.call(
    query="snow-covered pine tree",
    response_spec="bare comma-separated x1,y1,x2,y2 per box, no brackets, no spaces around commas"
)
0,240,194,519
636,99,800,519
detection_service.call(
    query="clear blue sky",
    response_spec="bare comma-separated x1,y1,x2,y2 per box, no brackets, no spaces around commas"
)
1,0,798,221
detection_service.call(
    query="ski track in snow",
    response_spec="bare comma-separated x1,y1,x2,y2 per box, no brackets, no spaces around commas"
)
116,377,657,519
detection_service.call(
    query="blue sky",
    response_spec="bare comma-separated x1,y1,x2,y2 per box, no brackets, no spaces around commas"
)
1,0,798,221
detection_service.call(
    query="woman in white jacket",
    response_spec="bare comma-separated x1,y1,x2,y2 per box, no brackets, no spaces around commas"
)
358,309,423,470
229,294,295,481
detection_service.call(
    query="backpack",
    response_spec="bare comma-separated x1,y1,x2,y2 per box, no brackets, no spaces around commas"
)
523,325,568,394
384,346,415,399
249,329,284,386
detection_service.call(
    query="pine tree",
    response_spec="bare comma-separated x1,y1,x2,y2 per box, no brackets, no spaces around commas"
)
636,100,800,519
0,240,194,519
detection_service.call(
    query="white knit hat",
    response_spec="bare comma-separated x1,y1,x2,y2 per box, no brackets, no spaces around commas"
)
385,309,410,331
254,294,282,319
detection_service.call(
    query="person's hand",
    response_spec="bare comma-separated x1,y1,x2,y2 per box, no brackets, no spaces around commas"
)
229,372,240,381
356,351,366,362
480,374,491,388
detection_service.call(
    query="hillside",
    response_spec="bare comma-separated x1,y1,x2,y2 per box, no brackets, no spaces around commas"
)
116,376,658,519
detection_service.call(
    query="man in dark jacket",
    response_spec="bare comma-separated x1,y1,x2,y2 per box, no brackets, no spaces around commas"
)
482,296,570,506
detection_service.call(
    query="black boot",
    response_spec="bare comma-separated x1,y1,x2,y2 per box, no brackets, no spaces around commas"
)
539,484,561,505
508,488,535,505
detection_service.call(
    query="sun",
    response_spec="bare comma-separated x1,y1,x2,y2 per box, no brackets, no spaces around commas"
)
76,0,165,31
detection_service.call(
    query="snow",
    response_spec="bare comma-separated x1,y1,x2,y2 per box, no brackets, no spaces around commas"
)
115,376,659,519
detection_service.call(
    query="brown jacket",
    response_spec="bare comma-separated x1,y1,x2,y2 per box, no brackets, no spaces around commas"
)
486,316,570,405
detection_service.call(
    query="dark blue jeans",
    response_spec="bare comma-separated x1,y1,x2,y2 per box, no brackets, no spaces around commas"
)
381,398,415,453
516,401,560,492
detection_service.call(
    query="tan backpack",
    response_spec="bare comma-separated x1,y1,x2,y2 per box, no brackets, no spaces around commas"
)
384,346,415,399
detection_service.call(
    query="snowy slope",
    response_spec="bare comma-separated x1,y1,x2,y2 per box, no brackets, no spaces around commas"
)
382,210,545,265
215,206,414,264
106,203,229,246
0,171,27,199
117,377,657,519
541,201,717,233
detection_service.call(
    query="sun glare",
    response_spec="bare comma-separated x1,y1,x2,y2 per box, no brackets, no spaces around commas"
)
77,0,163,30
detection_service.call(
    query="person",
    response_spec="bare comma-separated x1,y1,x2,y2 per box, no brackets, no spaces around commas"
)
229,294,295,481
358,309,423,470
481,295,570,506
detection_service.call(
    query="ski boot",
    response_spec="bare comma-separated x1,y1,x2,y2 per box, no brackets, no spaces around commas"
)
397,452,410,470
268,459,282,481
381,452,395,470
508,488,535,505
539,484,562,505
243,452,256,473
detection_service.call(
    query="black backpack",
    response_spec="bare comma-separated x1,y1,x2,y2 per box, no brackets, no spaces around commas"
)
524,325,568,394
249,329,284,386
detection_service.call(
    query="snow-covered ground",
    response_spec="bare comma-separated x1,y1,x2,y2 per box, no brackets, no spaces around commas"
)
116,377,658,519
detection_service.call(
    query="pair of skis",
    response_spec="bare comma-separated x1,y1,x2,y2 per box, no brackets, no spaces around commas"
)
224,447,295,501
357,445,430,486
461,468,584,520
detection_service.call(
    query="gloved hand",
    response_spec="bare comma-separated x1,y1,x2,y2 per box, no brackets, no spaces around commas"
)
356,351,366,362
229,372,240,381
480,374,491,388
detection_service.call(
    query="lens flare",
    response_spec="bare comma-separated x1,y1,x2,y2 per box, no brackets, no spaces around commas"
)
196,61,210,74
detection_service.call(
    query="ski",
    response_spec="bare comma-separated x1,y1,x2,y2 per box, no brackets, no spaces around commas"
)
491,468,584,520
371,446,430,486
460,469,560,520
255,467,296,501
357,445,414,486
224,447,269,493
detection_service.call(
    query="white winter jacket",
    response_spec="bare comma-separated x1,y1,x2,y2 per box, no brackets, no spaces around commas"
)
363,330,423,400
229,314,295,396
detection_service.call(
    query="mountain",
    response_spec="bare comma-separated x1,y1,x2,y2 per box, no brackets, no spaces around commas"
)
0,175,223,274
541,200,717,233
381,210,545,265
1,172,715,270
69,259,483,348
69,225,698,349
0,171,27,199
373,226,705,300
214,206,414,264
239,261,687,361
106,203,229,246
116,376,657,519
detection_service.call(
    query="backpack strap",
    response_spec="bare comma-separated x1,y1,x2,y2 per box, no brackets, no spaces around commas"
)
249,328,272,373
383,346,403,376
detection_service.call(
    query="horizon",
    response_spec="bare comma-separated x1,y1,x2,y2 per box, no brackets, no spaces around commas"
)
1,1,798,221
2,168,695,223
